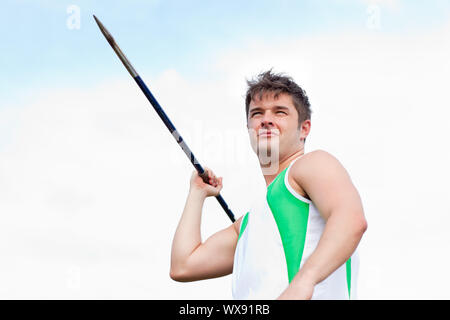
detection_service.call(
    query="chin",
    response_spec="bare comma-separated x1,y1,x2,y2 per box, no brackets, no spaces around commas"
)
256,146,279,161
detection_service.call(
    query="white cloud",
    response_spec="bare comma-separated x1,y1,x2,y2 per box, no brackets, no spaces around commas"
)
1,20,450,298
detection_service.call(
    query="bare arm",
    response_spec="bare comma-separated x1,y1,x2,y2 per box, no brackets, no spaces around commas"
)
278,150,368,299
170,168,241,282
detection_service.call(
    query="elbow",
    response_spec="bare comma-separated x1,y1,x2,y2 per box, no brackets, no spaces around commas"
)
355,216,368,237
343,210,367,238
334,209,368,237
362,219,368,233
169,267,184,282
169,266,191,282
170,254,198,282
170,270,181,282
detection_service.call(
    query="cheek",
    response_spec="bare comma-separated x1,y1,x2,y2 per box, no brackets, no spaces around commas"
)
247,124,257,139
247,118,257,127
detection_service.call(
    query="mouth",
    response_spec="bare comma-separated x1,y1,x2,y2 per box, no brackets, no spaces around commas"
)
258,131,278,137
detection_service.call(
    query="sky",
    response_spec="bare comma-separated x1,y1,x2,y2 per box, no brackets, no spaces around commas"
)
0,0,450,299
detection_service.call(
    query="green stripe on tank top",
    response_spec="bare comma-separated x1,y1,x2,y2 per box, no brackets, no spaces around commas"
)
346,258,351,298
266,168,310,283
238,212,249,241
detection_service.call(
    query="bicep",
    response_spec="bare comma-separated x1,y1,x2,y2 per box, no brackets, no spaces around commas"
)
178,217,242,282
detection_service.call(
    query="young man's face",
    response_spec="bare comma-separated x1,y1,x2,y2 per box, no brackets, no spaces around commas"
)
247,92,308,173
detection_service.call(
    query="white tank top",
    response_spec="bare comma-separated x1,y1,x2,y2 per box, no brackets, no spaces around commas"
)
231,156,359,299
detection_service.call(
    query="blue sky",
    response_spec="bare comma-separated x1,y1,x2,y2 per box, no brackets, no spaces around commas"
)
1,0,449,104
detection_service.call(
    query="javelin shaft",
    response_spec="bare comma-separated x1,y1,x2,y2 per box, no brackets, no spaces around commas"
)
93,15,235,222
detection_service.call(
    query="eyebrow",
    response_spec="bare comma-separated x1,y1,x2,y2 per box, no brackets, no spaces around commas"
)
249,105,290,113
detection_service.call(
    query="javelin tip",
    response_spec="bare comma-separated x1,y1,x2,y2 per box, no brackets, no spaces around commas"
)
93,14,115,45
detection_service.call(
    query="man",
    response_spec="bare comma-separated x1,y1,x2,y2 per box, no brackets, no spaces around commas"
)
170,70,367,300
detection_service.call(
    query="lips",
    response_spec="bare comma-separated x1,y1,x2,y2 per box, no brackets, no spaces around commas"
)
258,130,278,137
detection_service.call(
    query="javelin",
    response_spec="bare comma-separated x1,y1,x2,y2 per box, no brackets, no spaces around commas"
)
93,15,235,223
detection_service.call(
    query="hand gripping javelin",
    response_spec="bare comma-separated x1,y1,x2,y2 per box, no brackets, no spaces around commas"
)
93,15,235,222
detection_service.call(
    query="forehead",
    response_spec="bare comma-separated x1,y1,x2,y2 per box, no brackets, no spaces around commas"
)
249,91,295,110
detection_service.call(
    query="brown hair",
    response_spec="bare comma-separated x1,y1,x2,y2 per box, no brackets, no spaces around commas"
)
245,69,311,127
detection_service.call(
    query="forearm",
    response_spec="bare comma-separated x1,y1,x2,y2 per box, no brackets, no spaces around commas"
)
170,189,206,272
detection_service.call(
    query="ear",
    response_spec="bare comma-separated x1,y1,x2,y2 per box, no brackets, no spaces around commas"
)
300,120,311,140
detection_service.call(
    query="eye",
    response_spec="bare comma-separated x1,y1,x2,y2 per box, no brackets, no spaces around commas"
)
276,111,287,115
251,112,262,117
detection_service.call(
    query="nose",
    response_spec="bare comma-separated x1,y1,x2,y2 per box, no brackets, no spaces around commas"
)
261,113,274,128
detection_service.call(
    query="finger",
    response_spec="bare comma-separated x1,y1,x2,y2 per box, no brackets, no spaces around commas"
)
207,169,214,182
199,168,211,184
216,177,222,188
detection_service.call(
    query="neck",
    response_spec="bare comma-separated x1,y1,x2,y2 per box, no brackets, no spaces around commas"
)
263,148,305,187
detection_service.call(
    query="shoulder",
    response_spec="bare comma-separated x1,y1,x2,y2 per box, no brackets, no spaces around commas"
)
291,149,343,177
290,149,351,192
